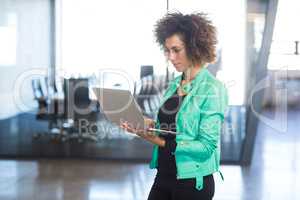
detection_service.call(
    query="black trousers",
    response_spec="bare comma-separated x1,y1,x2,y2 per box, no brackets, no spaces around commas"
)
147,174,215,200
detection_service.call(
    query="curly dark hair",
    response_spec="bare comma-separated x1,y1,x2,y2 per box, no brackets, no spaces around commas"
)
154,12,217,65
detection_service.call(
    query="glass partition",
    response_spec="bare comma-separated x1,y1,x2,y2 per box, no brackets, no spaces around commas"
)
242,0,278,164
0,0,52,156
0,0,275,164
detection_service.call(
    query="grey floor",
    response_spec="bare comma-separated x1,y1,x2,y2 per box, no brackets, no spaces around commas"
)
0,108,299,200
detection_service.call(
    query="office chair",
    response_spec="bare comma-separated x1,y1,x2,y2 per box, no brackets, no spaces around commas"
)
135,66,160,118
140,65,154,78
31,78,62,139
135,65,172,118
32,78,47,118
63,78,98,142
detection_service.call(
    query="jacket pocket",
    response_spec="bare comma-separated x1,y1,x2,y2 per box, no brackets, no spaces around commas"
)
176,161,199,176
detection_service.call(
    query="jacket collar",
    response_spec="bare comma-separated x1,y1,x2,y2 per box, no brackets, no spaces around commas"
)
157,67,210,122
171,67,209,89
161,67,209,105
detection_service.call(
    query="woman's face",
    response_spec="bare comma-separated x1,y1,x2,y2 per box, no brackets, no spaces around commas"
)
164,34,192,72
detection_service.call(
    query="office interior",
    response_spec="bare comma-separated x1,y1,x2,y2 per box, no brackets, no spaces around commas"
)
0,0,299,199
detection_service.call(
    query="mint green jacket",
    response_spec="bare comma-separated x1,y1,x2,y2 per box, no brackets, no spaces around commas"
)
149,68,228,190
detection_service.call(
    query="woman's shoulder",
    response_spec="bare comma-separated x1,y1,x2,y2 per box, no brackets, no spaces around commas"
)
198,69,226,92
196,71,228,112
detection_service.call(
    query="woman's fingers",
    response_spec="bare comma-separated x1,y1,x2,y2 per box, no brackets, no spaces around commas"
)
120,122,138,134
120,122,128,130
144,118,155,128
120,122,156,138
120,122,129,131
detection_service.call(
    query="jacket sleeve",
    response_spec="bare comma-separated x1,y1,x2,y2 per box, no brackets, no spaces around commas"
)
175,85,228,161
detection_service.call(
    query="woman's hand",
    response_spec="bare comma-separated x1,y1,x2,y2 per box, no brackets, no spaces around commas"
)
144,117,155,128
119,121,146,136
119,121,165,147
119,117,155,135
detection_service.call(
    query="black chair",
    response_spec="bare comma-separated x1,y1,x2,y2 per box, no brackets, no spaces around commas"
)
140,65,154,78
135,66,160,118
135,65,173,118
31,77,62,138
63,78,98,142
32,78,47,118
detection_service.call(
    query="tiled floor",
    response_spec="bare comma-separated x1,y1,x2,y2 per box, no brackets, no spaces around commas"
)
0,108,299,200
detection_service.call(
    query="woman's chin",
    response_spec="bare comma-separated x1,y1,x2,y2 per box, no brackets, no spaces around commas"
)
174,66,184,72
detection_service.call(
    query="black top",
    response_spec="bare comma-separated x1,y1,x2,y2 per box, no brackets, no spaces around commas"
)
157,91,186,176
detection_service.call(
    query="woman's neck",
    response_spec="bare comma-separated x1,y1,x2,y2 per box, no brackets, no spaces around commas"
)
183,63,202,81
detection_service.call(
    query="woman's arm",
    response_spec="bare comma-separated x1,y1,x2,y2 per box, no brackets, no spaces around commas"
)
176,113,223,160
175,85,228,161
136,130,166,147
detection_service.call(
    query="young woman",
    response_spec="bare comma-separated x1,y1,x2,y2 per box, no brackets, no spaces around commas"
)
121,12,228,200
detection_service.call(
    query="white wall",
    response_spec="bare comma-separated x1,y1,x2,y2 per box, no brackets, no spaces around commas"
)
0,0,51,119
56,0,167,82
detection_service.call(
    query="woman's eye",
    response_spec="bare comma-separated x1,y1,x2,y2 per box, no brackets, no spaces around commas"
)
174,49,180,53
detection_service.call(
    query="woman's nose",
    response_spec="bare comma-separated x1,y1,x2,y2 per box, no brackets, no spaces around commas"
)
168,51,177,61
